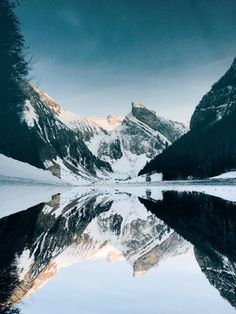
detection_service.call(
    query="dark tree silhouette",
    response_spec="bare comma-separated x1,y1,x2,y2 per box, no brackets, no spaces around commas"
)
0,0,33,163
0,0,28,108
139,109,236,180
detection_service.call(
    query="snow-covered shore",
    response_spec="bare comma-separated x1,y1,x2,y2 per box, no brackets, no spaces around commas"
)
0,154,63,185
0,153,236,220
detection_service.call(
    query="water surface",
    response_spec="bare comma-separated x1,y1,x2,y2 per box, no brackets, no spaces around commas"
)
0,187,235,313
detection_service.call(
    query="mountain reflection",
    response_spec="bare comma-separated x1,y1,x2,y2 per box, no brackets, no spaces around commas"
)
140,191,236,308
0,189,188,310
0,189,236,312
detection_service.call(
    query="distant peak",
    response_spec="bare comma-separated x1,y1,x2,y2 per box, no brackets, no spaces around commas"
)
132,102,145,109
107,113,116,121
106,114,123,128
131,101,156,118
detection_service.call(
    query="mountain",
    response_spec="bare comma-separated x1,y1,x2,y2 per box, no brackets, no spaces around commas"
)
0,79,186,182
59,102,187,179
139,58,236,180
190,58,236,129
0,83,112,183
0,190,189,307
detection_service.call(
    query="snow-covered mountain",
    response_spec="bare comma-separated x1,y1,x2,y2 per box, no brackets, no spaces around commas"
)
0,190,189,306
0,80,187,182
0,83,112,184
58,102,187,179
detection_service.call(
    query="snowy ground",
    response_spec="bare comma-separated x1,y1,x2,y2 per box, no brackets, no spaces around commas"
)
0,180,236,220
0,153,236,219
211,171,236,179
0,154,64,185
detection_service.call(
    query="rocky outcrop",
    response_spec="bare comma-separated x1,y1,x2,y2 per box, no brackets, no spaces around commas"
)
190,58,236,130
131,102,186,142
74,102,188,178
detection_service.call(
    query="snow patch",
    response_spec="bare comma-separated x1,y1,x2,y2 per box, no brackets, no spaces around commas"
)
0,154,61,185
21,100,39,128
211,171,236,179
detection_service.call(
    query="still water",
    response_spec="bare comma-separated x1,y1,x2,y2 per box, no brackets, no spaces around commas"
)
0,186,235,313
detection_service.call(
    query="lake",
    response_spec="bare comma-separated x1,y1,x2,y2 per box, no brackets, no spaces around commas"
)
0,185,235,313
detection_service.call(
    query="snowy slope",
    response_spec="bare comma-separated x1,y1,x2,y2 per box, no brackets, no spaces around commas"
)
211,171,236,179
0,83,112,184
0,153,97,186
21,86,187,181
0,154,62,184
60,110,123,135
87,104,187,179
59,102,188,180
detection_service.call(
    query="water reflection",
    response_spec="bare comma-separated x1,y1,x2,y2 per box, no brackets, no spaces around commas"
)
140,191,236,308
0,188,235,313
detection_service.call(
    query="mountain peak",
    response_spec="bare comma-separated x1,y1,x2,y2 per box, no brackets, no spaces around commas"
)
131,102,146,110
131,101,157,121
106,114,123,129
107,113,118,122
32,85,62,117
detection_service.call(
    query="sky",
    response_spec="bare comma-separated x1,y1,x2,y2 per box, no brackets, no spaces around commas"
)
21,255,235,314
17,0,236,122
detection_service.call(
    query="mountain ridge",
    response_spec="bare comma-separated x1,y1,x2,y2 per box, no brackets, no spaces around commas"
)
140,57,236,180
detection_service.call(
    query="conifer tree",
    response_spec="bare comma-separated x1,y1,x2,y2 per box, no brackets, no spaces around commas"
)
0,0,28,108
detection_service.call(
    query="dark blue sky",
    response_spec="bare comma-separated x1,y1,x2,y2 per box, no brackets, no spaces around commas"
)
17,0,236,121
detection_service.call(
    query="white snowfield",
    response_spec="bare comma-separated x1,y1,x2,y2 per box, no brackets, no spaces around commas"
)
0,153,236,219
0,154,63,185
0,154,95,186
0,153,235,186
60,110,123,133
211,171,236,179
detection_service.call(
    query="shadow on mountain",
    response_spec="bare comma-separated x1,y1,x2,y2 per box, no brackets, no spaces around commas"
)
139,191,236,308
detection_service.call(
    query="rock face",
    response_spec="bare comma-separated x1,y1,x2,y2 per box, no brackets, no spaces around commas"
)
93,103,187,178
0,190,189,307
140,57,236,179
0,83,112,182
60,102,187,179
131,102,185,142
190,58,236,130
